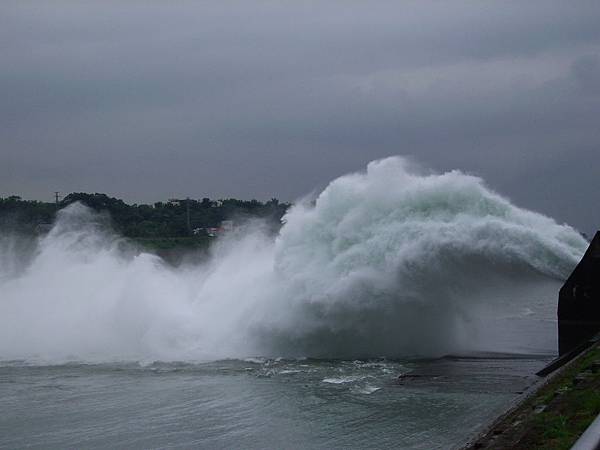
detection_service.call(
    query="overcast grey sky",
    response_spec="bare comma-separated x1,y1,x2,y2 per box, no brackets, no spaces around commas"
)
1,1,599,233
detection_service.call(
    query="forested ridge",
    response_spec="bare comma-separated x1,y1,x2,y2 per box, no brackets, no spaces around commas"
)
0,193,290,238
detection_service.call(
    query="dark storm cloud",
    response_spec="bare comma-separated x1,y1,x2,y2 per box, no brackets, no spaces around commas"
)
1,0,600,233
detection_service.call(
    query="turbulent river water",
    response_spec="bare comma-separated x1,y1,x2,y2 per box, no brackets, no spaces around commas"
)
0,157,588,448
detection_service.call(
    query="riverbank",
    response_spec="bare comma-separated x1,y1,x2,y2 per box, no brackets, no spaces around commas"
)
463,341,600,449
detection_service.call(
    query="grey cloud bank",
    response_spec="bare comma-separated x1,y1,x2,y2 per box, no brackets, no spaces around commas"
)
1,0,599,233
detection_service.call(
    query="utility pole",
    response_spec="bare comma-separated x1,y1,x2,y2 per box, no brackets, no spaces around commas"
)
186,197,191,235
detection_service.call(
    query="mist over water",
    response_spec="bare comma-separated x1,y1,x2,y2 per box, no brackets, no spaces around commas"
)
0,157,588,363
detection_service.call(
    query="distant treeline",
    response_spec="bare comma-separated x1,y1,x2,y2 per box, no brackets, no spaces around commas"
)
0,193,290,238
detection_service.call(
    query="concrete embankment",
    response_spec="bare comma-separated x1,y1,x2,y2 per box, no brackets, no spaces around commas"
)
462,338,600,450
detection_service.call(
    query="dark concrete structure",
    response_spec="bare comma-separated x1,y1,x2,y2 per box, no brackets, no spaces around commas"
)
558,231,600,355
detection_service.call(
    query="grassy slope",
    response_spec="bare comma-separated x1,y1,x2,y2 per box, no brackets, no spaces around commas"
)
465,344,600,449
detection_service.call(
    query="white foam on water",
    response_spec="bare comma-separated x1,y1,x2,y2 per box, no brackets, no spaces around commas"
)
352,384,382,395
322,376,365,384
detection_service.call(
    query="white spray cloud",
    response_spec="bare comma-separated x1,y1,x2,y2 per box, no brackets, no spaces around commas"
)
0,157,588,362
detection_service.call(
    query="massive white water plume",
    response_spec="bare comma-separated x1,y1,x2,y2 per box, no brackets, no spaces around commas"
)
0,157,588,362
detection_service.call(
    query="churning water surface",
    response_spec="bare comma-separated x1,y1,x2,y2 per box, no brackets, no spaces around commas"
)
0,352,555,449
